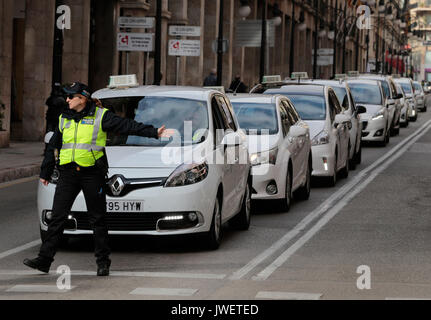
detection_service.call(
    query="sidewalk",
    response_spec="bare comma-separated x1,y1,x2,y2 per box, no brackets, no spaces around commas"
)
0,141,44,183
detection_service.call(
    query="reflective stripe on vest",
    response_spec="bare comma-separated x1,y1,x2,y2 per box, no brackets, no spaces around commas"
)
59,107,108,167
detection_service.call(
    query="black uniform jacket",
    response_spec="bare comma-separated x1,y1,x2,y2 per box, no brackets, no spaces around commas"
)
40,101,159,180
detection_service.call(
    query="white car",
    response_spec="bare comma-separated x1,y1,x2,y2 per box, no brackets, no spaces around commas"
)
357,74,402,136
347,79,389,146
412,81,427,112
395,83,411,128
38,86,252,250
265,85,351,187
394,78,418,121
304,80,365,170
229,94,312,211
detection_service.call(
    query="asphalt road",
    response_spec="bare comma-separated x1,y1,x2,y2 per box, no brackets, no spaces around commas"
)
1,108,431,300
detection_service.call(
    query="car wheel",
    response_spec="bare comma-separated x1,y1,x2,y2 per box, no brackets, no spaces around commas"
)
355,143,362,165
205,197,222,250
327,153,337,187
279,166,292,212
340,149,349,179
296,159,311,201
230,180,251,230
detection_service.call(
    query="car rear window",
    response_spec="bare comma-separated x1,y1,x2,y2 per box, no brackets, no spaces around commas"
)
231,102,278,134
101,96,209,147
398,82,412,94
278,94,326,120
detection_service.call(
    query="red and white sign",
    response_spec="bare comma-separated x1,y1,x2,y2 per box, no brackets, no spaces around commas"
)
117,33,154,52
168,39,201,56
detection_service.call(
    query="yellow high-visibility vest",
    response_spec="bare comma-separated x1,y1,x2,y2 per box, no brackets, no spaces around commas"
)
58,107,108,167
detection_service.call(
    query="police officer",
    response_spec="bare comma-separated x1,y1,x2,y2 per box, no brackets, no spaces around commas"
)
23,82,173,276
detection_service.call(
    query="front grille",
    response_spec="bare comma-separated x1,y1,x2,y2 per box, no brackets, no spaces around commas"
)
362,121,368,130
72,211,164,231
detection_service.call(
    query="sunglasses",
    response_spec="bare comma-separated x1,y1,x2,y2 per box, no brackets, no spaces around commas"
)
67,94,82,100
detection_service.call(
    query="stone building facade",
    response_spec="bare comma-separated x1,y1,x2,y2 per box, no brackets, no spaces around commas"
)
0,0,369,147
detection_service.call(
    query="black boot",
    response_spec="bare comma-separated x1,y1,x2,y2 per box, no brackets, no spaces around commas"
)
23,257,52,273
97,260,111,276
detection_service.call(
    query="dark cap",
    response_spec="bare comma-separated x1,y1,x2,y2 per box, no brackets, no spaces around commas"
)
63,82,91,98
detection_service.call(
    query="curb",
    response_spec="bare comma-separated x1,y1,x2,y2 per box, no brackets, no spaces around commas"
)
0,164,40,184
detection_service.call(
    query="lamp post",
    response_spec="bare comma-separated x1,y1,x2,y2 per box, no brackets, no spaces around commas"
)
154,0,162,85
217,0,224,86
313,0,319,79
259,0,267,83
331,0,338,78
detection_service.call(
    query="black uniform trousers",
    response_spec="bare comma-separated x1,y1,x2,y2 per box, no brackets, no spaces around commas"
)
39,164,111,265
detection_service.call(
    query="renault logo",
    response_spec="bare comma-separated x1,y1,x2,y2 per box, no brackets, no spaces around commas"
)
108,175,125,196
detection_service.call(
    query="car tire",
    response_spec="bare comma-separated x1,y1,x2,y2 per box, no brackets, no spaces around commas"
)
229,180,251,230
355,143,362,165
279,166,292,212
340,150,349,179
296,159,311,201
204,196,222,250
327,153,337,187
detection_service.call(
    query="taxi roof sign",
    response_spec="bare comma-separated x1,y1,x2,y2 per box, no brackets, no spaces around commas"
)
203,86,225,93
291,72,309,79
347,71,359,77
334,74,347,80
262,75,282,83
108,74,139,89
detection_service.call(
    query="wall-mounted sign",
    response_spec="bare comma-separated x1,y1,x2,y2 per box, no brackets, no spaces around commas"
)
117,33,154,52
118,17,155,29
169,26,201,37
168,39,201,56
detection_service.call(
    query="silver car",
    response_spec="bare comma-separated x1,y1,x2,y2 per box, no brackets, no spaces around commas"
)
394,83,411,128
412,81,427,112
394,78,418,122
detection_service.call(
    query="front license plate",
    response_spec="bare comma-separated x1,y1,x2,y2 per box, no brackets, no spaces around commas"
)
107,200,144,213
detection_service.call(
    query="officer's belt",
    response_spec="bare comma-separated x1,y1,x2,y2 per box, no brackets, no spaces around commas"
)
62,143,104,152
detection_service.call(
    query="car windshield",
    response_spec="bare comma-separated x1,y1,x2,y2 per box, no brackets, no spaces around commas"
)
331,86,349,110
348,83,382,105
281,94,326,120
413,83,422,93
100,96,209,147
231,102,278,134
398,82,412,94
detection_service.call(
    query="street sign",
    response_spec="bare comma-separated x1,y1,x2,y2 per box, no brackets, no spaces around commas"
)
235,20,275,47
117,33,154,52
169,26,201,37
118,17,155,29
211,39,229,53
312,55,334,66
168,39,201,56
312,48,334,55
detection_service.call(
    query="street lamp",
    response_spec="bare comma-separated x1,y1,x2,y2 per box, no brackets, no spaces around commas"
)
272,3,282,27
239,0,251,18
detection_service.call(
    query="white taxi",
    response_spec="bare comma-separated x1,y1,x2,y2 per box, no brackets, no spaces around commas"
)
264,85,351,187
228,94,311,212
38,84,251,250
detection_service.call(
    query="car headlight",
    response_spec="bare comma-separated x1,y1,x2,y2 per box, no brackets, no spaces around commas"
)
249,148,278,166
164,162,208,187
311,130,330,146
371,109,385,120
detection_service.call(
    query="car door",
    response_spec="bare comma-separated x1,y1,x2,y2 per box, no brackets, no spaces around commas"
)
215,95,245,219
283,99,307,189
380,80,395,126
329,90,348,171
276,101,293,191
346,87,360,154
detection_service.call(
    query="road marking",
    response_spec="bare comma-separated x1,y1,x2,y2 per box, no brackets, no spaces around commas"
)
0,176,38,189
0,269,225,280
252,119,431,281
130,287,198,296
229,118,431,281
256,291,322,300
6,285,75,293
385,297,431,300
0,240,41,261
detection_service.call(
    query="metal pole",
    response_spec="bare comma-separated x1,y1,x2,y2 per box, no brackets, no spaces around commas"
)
382,23,386,74
376,9,380,73
366,31,369,72
154,0,162,85
332,0,338,78
260,0,267,83
289,1,295,76
176,56,180,85
390,33,394,74
126,52,129,74
217,0,224,86
355,29,360,71
313,0,319,79
52,0,64,91
342,1,347,74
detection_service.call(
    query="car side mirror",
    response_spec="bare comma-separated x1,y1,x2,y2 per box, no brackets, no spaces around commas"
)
221,131,242,147
44,131,54,143
396,93,403,99
356,105,367,114
387,98,395,105
334,114,350,128
288,125,307,137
